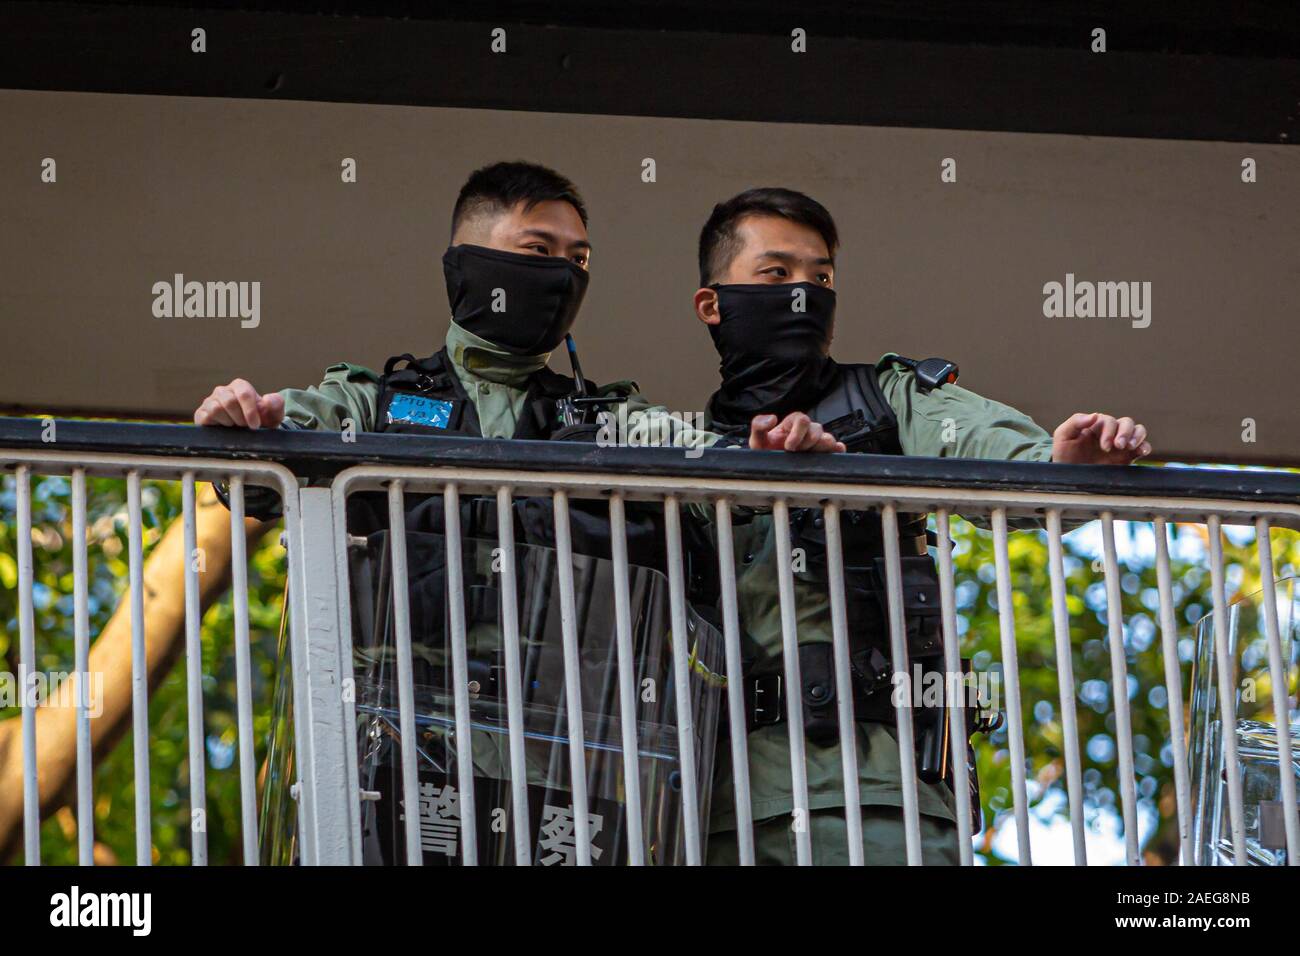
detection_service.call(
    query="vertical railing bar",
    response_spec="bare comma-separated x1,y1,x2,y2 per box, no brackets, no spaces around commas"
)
495,485,533,865
1153,517,1193,866
227,477,259,865
1045,509,1087,865
71,467,94,865
772,499,812,865
608,492,646,865
552,489,593,865
294,484,359,865
663,495,703,864
1207,514,1247,864
282,483,317,865
823,502,864,865
181,472,208,866
881,504,923,865
442,482,479,866
1100,513,1140,865
385,480,423,865
126,471,152,866
1254,517,1298,865
936,509,975,866
328,482,364,864
714,498,755,865
991,507,1031,865
16,466,40,865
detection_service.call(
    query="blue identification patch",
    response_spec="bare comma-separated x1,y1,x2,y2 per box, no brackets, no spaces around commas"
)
386,393,454,429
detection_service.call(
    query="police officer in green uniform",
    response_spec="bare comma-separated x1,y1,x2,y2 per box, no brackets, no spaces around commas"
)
196,161,639,445
690,187,1153,865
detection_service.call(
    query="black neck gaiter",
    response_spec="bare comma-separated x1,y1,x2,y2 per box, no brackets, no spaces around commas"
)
442,244,589,355
705,282,840,434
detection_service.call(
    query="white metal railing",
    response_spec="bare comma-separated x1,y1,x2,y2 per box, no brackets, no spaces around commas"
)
2,419,1298,867
328,461,1300,868
3,447,304,866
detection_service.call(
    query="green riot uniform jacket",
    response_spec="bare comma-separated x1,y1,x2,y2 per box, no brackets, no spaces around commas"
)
279,321,718,447
225,321,719,519
703,353,1053,840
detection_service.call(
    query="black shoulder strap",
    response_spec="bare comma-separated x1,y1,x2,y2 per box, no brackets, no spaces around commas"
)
531,365,592,400
380,350,457,389
807,364,902,455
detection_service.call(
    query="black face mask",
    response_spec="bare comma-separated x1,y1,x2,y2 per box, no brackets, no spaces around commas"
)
442,244,589,355
706,281,840,432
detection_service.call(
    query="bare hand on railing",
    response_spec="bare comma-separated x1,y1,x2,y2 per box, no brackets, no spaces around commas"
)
749,412,846,453
1052,412,1151,464
193,379,287,430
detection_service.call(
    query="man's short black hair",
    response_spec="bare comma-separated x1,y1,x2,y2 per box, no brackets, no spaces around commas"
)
698,187,839,286
451,161,588,239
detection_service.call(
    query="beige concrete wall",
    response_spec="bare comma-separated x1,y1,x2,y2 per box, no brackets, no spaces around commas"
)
2,89,1297,463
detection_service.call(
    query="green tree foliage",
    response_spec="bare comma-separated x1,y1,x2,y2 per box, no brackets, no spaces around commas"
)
951,512,1300,864
0,474,284,865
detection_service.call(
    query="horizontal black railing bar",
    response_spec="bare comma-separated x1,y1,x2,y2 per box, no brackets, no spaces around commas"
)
0,417,1298,507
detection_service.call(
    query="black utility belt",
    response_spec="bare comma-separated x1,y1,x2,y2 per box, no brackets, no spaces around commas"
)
742,670,897,731
736,644,959,737
741,664,897,733
733,644,996,817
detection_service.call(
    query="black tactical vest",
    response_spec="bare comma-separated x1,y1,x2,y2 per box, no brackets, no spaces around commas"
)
352,348,710,601
796,361,944,671
805,363,904,457
706,361,951,685
714,360,986,800
376,348,595,441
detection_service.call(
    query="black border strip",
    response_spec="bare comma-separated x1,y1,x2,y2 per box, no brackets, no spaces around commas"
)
2,1,1298,144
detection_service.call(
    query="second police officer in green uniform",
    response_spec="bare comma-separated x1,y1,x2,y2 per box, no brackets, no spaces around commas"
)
690,187,1153,865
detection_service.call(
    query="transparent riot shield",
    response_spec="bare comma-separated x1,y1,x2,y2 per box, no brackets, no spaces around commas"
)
1188,575,1300,865
350,526,725,866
